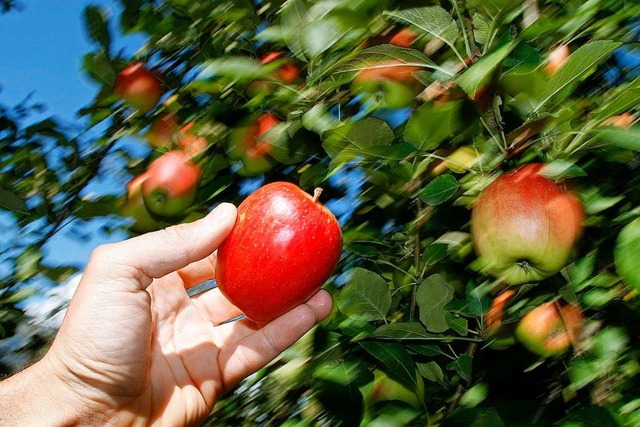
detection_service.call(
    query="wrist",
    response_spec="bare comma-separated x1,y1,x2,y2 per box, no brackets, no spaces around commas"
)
0,357,102,426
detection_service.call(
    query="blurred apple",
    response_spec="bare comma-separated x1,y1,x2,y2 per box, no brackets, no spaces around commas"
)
121,173,162,233
351,61,422,108
472,163,584,285
114,62,163,113
142,150,201,217
388,28,418,48
145,113,179,149
515,302,583,357
228,113,279,176
545,45,570,76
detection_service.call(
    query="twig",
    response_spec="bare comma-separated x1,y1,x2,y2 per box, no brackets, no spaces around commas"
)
446,342,478,416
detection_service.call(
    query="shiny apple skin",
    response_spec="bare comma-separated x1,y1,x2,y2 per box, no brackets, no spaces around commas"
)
471,163,584,285
216,182,343,322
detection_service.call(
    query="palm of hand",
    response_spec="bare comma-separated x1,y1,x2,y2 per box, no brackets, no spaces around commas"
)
40,205,331,426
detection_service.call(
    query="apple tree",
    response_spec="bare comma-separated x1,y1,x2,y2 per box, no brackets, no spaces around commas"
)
2,0,640,425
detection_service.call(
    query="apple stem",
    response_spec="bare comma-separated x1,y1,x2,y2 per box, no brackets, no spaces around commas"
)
313,188,323,203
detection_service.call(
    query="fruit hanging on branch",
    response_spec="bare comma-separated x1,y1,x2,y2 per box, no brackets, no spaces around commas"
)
545,45,570,76
228,113,280,177
471,163,584,285
114,62,163,113
515,302,583,357
216,182,343,322
142,150,201,217
121,173,162,233
351,60,423,109
145,113,179,149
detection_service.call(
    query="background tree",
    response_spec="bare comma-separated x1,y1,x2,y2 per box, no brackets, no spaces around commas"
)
2,0,640,425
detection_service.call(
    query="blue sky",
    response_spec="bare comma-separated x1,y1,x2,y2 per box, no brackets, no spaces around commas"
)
1,2,144,270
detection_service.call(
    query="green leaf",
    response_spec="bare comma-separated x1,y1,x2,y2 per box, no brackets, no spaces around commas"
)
466,282,490,317
198,57,270,80
384,7,458,52
446,314,469,336
615,217,640,292
450,353,473,382
535,40,621,112
404,101,464,150
540,160,587,179
595,126,640,152
595,78,640,119
417,274,454,333
368,322,443,341
16,247,42,281
281,0,309,61
460,383,489,408
419,174,459,206
84,6,111,50
0,187,28,213
417,361,445,384
423,243,448,266
322,117,394,159
1,286,38,304
359,341,419,392
457,39,517,97
332,44,440,79
82,51,116,86
338,268,392,322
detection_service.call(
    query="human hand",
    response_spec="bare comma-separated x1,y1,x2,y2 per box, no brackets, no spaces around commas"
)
0,203,333,426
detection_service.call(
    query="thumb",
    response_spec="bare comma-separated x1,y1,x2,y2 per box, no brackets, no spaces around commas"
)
86,203,237,288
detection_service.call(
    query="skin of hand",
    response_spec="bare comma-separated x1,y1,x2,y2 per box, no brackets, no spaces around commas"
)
0,203,333,426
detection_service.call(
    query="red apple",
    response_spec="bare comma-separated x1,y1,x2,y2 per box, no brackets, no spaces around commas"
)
247,52,301,98
471,163,584,285
145,113,179,149
388,28,418,48
515,302,583,357
215,182,342,322
228,113,279,176
178,121,208,157
142,150,201,217
351,60,423,108
114,63,163,113
121,173,162,233
545,45,570,76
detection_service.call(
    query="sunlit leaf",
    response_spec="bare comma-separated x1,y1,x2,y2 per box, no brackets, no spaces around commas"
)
338,267,391,322
384,7,458,52
535,40,621,112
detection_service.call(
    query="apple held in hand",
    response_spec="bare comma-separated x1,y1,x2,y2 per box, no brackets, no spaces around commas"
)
471,163,584,285
114,63,163,113
142,150,201,217
515,302,583,357
121,173,162,233
351,60,422,109
228,113,280,176
216,182,342,322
